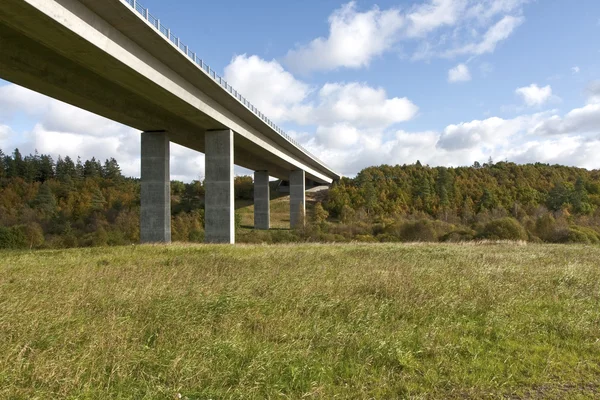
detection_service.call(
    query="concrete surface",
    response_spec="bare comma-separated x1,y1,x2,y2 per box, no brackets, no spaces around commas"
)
290,170,306,229
0,0,341,184
204,130,234,244
140,131,171,243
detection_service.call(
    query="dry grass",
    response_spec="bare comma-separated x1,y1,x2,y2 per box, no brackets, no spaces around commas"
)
1,243,600,399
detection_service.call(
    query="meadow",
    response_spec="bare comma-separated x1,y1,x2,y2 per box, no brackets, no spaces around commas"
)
1,243,599,399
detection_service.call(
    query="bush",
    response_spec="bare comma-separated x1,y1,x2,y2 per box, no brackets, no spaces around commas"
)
558,226,600,244
398,220,438,242
354,234,378,243
0,226,28,249
479,217,528,241
441,229,475,242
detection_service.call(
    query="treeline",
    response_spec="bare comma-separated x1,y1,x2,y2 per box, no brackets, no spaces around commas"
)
3,147,600,248
0,148,250,249
318,161,600,244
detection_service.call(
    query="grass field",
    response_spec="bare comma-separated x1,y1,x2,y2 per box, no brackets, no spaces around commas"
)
1,243,599,399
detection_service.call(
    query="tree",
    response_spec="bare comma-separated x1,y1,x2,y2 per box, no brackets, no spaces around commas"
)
83,157,102,178
571,177,592,214
8,148,25,178
37,154,55,182
91,188,106,211
313,202,329,226
0,149,5,179
32,182,57,216
56,156,77,181
547,182,570,211
478,189,497,212
103,158,122,181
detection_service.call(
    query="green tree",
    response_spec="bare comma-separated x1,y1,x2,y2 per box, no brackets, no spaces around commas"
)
0,149,5,179
103,158,122,181
571,177,592,214
37,154,55,182
91,188,107,211
547,182,570,211
33,182,57,216
313,202,329,226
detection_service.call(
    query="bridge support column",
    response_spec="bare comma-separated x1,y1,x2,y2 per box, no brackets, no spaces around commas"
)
254,170,270,230
290,170,305,229
140,131,171,243
205,129,234,243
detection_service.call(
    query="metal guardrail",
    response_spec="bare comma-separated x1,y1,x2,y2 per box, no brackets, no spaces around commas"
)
123,0,329,170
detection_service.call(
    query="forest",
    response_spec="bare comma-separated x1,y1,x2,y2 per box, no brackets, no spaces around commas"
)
2,147,600,248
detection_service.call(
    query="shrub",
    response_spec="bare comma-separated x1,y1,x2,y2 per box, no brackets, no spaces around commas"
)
479,217,528,241
441,229,475,242
354,234,378,243
0,226,28,249
398,220,438,242
558,226,600,244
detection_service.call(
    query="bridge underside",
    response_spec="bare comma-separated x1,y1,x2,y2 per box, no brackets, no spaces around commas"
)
0,21,298,181
0,0,335,243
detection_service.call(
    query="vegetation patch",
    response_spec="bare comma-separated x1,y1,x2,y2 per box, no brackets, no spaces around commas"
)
1,243,600,398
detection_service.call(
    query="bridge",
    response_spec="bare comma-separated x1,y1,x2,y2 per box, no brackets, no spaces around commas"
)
0,0,342,244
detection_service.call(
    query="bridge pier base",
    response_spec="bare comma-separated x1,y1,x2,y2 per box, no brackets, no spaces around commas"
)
205,129,235,244
290,170,306,229
140,131,171,243
254,170,270,230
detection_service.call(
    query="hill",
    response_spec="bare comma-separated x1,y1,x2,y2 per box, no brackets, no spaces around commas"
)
2,148,600,247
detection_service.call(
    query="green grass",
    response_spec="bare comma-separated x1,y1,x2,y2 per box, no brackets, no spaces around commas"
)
1,243,600,399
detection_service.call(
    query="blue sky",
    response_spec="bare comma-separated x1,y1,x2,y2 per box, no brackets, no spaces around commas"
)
1,0,600,180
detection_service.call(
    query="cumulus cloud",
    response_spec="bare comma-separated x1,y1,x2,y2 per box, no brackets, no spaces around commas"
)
572,66,580,74
285,0,529,72
311,82,419,128
515,84,554,107
223,55,312,122
448,63,471,83
531,104,600,136
284,2,405,72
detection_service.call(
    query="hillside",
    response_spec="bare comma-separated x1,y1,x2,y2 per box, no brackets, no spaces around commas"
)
1,243,599,398
2,148,600,247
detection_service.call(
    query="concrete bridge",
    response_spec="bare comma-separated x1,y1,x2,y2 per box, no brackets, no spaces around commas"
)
0,0,341,243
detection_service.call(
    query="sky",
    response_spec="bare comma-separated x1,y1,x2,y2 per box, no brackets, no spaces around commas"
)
1,0,600,181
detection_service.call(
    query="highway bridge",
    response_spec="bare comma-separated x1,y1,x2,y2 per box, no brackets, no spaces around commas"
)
0,0,342,243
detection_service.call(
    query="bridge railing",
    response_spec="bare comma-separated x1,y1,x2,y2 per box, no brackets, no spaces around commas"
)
122,0,329,171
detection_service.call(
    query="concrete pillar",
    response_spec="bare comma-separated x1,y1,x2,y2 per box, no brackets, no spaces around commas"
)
205,129,234,243
290,170,305,228
254,170,270,230
140,131,171,243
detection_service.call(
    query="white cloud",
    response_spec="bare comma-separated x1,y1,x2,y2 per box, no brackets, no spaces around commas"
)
284,2,405,72
405,0,466,37
223,55,312,122
443,15,524,58
436,115,539,150
448,63,472,83
311,82,419,128
285,0,529,72
515,84,554,107
572,66,580,74
0,124,13,142
586,80,600,104
315,124,362,149
532,104,600,136
0,84,130,138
